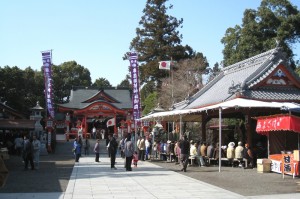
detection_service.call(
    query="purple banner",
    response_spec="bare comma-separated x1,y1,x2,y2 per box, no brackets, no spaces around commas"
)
129,52,141,124
42,51,55,119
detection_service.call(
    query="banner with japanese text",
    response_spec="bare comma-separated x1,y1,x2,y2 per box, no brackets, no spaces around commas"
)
256,115,300,134
42,51,55,119
129,52,141,126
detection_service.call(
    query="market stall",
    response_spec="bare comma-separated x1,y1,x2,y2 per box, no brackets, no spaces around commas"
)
256,114,300,177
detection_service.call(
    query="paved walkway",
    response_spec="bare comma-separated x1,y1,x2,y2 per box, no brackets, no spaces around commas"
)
1,154,300,199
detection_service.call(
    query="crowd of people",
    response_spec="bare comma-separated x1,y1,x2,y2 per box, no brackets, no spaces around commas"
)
71,130,268,173
9,134,42,170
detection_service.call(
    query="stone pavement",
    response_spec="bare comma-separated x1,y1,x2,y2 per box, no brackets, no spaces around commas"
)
1,154,300,199
1,138,300,199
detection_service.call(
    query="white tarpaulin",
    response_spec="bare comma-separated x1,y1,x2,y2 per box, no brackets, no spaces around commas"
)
138,98,300,173
139,98,300,122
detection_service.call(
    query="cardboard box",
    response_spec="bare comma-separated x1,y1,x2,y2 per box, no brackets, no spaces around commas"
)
257,159,272,164
294,150,300,161
257,159,271,173
257,163,271,173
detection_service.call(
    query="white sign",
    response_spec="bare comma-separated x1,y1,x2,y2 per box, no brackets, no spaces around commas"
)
270,160,281,173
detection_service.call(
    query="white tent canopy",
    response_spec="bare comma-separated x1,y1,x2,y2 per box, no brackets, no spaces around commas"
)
138,98,300,172
139,98,300,122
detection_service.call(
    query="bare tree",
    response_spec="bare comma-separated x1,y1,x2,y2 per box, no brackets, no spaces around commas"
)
158,54,209,109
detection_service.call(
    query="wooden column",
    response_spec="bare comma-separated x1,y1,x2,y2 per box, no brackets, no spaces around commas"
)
201,113,207,142
245,111,252,147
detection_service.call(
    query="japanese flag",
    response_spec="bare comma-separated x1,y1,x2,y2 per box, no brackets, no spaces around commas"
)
159,61,171,70
106,118,115,127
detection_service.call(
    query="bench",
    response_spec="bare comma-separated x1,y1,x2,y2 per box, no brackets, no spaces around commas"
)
160,153,168,161
168,153,175,162
188,156,196,166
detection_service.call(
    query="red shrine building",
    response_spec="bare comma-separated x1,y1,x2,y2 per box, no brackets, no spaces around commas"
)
56,87,133,140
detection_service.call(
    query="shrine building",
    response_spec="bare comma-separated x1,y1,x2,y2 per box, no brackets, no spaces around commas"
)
56,87,133,140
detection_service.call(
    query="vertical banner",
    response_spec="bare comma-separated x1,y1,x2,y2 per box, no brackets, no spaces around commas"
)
42,51,55,119
129,52,141,127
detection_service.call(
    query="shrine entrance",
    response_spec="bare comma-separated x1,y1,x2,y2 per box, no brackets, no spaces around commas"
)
56,87,133,141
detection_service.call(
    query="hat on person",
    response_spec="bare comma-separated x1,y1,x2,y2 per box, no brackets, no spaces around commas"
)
228,142,235,148
238,141,242,146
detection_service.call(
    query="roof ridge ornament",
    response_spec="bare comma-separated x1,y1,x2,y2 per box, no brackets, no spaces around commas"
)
228,81,242,94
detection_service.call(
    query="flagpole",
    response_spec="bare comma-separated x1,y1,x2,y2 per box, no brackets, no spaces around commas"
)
171,57,173,101
170,57,174,140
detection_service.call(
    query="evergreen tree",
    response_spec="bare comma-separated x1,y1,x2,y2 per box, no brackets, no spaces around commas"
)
92,77,112,88
52,61,92,103
127,0,194,88
221,0,300,68
117,74,131,88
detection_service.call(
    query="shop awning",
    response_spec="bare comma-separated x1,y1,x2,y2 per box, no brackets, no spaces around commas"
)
256,114,300,135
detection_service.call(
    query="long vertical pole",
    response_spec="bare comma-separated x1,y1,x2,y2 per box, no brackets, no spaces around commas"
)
219,107,222,172
180,115,182,138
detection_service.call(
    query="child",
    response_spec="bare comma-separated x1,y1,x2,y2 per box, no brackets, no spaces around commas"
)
132,151,139,167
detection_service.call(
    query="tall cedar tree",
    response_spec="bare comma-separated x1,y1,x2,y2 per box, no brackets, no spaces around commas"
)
127,0,194,90
221,0,300,68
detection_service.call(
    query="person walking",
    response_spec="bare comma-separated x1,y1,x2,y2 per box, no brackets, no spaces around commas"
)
83,138,90,156
124,134,134,171
138,136,145,161
108,134,118,169
119,137,125,158
92,127,96,139
136,136,141,160
73,137,77,158
179,135,190,172
32,135,41,169
23,136,35,170
75,136,82,162
14,134,23,156
94,139,100,162
132,151,139,167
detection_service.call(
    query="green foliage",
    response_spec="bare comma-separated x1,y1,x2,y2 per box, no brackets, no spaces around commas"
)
140,81,156,103
52,61,92,103
127,0,195,90
142,91,158,116
117,74,131,88
0,66,44,116
221,0,300,68
92,77,112,88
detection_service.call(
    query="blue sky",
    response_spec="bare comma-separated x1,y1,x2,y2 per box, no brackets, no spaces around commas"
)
0,0,299,86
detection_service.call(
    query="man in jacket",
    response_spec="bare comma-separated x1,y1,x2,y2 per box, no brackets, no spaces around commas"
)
179,135,190,172
124,134,134,171
108,134,118,169
23,136,35,170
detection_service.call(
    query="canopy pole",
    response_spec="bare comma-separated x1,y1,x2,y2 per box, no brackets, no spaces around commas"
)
298,133,300,150
167,121,169,141
219,107,222,172
267,134,270,158
180,115,182,137
173,122,175,140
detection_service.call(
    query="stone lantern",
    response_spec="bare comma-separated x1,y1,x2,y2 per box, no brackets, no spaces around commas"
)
30,101,48,155
30,101,44,138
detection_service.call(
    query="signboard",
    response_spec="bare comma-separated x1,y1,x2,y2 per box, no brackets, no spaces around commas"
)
42,51,55,118
256,115,300,134
129,52,141,127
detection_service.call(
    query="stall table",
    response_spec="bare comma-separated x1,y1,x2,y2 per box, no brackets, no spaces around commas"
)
269,154,299,177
